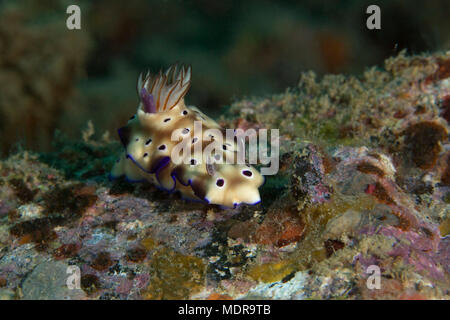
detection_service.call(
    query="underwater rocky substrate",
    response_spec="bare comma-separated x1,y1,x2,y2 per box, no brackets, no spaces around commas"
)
0,51,449,299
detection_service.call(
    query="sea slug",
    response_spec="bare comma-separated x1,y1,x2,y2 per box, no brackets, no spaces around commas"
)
110,64,264,207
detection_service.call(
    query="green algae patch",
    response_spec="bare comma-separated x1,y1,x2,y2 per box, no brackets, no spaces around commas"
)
440,218,450,237
144,247,206,299
38,129,121,181
246,260,296,283
140,237,158,251
292,194,378,270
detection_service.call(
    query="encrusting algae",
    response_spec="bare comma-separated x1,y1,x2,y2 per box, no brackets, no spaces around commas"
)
0,51,448,300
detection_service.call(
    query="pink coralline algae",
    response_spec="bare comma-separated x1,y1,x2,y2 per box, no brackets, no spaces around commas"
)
0,51,449,300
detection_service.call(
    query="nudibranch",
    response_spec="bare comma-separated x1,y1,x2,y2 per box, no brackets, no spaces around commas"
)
110,64,264,207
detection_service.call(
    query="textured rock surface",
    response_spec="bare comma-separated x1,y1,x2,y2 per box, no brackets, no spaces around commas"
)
0,51,448,300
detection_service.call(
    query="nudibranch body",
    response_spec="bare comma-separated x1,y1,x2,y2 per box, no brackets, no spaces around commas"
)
110,64,264,207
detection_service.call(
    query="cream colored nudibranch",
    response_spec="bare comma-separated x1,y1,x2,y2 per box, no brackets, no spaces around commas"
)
110,64,264,208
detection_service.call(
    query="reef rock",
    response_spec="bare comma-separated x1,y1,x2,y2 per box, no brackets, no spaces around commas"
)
0,51,449,299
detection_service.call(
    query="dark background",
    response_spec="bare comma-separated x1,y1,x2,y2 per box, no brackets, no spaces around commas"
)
0,0,448,155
